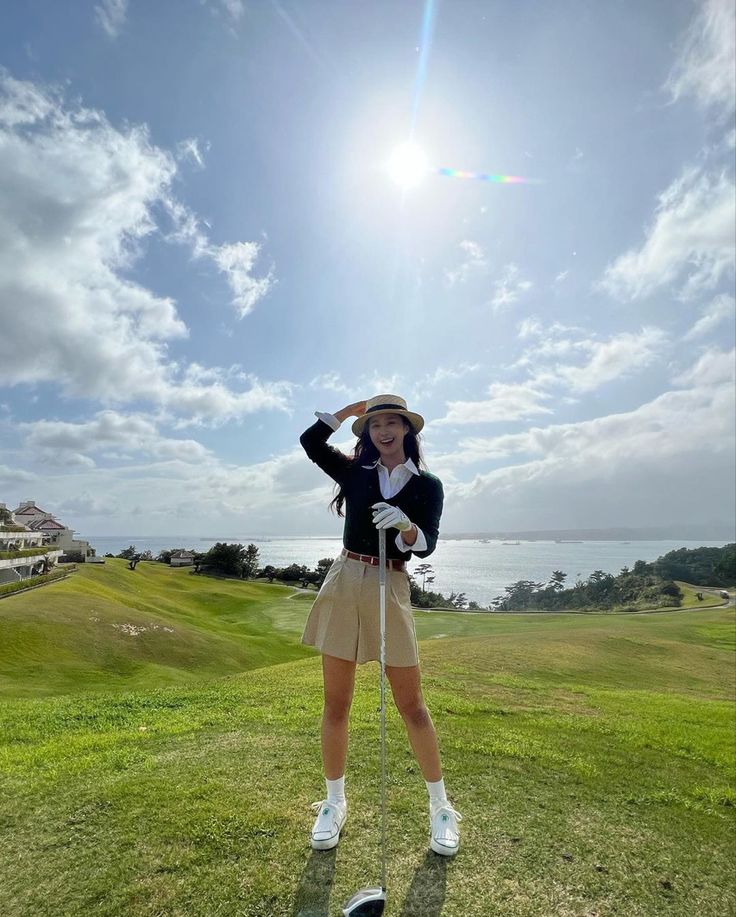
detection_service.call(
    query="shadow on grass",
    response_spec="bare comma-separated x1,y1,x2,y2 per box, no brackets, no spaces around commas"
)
399,850,448,916
292,847,337,916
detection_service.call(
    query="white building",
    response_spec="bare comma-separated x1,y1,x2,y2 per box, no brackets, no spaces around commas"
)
170,550,195,567
0,502,63,585
13,501,97,562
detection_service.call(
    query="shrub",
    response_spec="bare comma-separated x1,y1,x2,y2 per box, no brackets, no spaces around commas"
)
0,567,75,597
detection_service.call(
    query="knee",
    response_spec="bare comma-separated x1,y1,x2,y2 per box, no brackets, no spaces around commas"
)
399,701,432,729
323,698,351,723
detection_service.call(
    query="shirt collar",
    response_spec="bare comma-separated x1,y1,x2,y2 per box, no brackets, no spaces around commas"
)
361,457,420,475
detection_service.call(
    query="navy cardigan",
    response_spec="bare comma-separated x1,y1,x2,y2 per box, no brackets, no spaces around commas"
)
300,418,444,560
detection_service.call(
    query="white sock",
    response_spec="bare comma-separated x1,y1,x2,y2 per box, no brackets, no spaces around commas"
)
326,776,346,807
426,777,447,808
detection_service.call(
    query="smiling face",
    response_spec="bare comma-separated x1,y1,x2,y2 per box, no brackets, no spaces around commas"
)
368,412,411,463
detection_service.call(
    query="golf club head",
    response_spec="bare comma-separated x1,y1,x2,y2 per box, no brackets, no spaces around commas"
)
342,886,386,916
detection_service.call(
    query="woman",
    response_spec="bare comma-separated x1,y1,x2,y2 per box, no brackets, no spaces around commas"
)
299,394,462,856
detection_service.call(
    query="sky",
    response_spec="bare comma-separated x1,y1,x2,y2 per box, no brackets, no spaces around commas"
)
0,0,734,538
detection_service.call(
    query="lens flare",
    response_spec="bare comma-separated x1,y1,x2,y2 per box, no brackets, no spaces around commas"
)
437,167,530,184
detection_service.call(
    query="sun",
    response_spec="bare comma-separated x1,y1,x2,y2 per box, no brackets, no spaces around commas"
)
386,142,430,189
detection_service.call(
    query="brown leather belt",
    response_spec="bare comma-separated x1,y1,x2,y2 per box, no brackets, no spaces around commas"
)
342,548,406,572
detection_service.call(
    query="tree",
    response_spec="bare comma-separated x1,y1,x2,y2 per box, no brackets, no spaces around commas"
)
414,563,435,592
242,544,260,579
0,506,12,525
714,546,736,586
260,565,277,583
157,550,172,564
278,563,309,584
548,570,567,592
315,558,334,586
118,545,137,560
204,542,247,577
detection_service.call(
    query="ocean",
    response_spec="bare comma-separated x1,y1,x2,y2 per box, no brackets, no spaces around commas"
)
84,536,731,607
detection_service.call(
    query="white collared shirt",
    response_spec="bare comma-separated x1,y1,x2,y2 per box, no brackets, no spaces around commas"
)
315,411,428,554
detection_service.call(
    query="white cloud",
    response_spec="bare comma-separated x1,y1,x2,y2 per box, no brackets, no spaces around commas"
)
308,371,429,404
551,327,667,393
0,72,287,424
600,166,735,301
417,364,481,388
7,350,733,536
517,317,543,339
554,270,569,284
673,346,735,388
516,316,586,343
55,493,119,517
22,411,214,464
434,362,735,531
213,242,275,317
163,200,274,318
176,137,207,168
309,372,351,393
202,0,245,27
513,321,666,393
362,374,403,395
219,0,245,23
684,293,736,340
0,73,54,126
490,263,533,311
665,0,735,118
433,325,666,429
434,382,553,426
0,464,36,484
167,375,295,428
95,0,128,38
445,240,488,286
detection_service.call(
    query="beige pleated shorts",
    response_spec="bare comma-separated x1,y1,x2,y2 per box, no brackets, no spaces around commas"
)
301,553,419,667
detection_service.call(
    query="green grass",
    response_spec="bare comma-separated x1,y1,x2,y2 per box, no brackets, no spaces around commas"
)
0,560,314,697
677,581,730,610
0,561,734,915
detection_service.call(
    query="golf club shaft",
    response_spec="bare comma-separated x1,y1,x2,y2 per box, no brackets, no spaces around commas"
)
378,527,387,893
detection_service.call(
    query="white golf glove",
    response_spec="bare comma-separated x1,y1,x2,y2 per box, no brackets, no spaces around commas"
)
371,501,413,532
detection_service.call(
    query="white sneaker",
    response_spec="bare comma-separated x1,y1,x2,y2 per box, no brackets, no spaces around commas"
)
310,799,347,850
429,801,462,856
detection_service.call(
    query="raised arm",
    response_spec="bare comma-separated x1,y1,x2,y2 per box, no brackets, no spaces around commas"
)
299,401,366,485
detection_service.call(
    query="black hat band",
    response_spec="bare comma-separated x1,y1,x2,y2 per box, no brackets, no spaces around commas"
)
366,402,404,414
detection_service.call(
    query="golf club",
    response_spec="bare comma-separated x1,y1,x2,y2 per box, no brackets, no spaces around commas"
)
341,527,388,916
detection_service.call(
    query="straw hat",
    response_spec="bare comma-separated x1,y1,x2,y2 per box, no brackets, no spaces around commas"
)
351,394,425,437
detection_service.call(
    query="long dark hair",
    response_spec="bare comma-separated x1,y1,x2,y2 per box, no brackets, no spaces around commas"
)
328,418,427,516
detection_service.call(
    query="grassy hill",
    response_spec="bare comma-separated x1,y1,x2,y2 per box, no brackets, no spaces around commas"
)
0,561,734,915
0,559,314,697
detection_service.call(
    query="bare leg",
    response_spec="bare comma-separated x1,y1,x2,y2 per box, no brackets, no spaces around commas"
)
321,653,357,779
385,664,442,782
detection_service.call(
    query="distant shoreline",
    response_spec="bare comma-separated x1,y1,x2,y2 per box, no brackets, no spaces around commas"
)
82,531,735,543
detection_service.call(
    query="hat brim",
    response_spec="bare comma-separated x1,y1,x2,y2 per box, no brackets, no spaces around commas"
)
351,409,425,437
